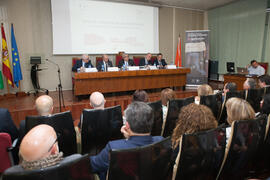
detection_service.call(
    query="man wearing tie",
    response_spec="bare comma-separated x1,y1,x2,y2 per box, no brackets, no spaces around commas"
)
72,54,94,72
152,53,167,68
118,53,135,69
97,54,113,72
139,53,152,66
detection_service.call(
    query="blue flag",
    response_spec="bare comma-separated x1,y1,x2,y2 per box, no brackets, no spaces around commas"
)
11,24,22,87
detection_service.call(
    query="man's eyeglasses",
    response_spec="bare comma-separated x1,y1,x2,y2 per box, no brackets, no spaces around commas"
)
47,133,60,152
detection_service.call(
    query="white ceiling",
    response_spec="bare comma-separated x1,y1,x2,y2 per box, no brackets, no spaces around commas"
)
109,0,241,11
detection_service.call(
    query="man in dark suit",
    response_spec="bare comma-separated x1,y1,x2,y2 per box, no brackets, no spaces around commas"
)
72,54,94,72
152,53,167,68
118,53,135,69
90,101,163,180
96,54,113,72
139,53,152,66
0,108,19,141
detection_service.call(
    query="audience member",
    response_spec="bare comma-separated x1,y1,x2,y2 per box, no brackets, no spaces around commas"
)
35,95,54,116
152,53,167,68
171,103,218,150
132,90,149,102
260,94,270,116
247,60,265,76
243,78,256,90
90,101,163,180
258,74,270,88
161,88,176,122
19,124,63,170
139,53,152,66
225,97,255,142
0,108,19,141
97,54,113,72
118,53,135,69
223,82,237,94
195,84,213,104
19,95,54,138
89,92,106,109
72,54,93,72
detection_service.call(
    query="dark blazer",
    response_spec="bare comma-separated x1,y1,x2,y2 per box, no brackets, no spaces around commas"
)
139,58,152,66
0,108,19,141
118,59,135,68
96,60,113,72
90,135,163,180
72,59,94,72
153,59,167,66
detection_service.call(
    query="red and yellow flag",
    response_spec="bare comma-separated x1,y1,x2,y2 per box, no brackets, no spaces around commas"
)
1,23,14,87
174,36,182,67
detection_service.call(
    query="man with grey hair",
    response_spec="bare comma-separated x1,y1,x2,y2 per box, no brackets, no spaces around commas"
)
89,92,106,109
19,95,54,137
243,78,256,90
35,95,54,116
90,101,163,180
72,54,94,72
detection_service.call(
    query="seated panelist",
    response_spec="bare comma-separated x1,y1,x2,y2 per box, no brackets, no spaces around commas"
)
152,53,167,68
118,53,135,69
247,60,265,76
139,53,152,66
97,54,113,72
72,54,94,72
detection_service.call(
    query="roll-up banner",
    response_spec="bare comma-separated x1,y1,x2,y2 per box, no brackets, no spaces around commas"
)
185,30,209,87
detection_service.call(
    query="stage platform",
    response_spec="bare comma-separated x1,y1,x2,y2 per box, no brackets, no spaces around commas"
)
0,90,197,127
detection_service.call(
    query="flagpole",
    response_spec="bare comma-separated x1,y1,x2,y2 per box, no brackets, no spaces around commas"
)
4,79,15,98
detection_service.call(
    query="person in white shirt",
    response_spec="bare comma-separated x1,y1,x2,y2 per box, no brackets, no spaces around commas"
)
225,97,255,144
247,60,265,76
161,88,176,123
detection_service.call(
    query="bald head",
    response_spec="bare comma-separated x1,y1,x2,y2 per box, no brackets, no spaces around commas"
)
35,95,53,116
20,125,58,162
90,92,105,109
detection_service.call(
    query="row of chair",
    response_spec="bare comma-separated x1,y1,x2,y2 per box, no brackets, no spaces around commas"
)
3,115,270,180
20,86,270,157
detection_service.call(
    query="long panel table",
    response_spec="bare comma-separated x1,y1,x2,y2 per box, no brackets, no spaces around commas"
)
73,68,191,96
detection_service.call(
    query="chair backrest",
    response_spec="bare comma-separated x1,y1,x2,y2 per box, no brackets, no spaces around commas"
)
0,133,12,173
25,111,77,156
72,57,80,66
162,97,194,137
258,62,268,74
133,56,143,66
200,93,222,119
250,114,269,172
218,90,245,125
81,105,123,155
172,127,226,180
147,100,163,136
150,56,157,64
245,88,264,113
216,120,260,179
2,154,95,180
115,55,122,66
96,57,103,66
107,137,172,180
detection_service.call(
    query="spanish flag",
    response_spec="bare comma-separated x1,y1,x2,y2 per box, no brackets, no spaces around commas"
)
174,36,182,67
1,23,14,87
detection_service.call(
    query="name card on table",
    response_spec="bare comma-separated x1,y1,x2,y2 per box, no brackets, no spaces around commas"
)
108,67,119,72
85,68,98,72
167,65,177,69
128,66,140,71
149,66,158,70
